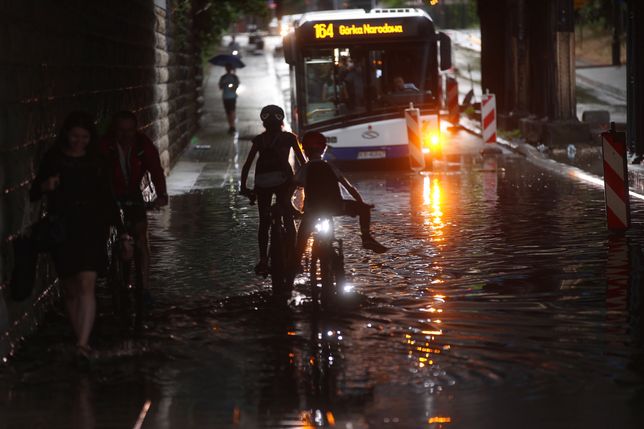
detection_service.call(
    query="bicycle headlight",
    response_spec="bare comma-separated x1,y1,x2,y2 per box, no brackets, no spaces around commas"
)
315,219,331,235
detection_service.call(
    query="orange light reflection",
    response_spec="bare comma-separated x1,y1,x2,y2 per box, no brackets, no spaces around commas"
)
421,176,445,239
429,416,452,424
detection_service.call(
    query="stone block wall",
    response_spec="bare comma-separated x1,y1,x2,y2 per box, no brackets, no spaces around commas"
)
0,0,201,358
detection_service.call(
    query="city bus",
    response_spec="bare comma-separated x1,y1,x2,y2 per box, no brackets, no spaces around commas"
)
282,8,452,165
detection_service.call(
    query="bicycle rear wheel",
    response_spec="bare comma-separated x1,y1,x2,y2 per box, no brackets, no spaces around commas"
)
309,243,334,309
332,249,345,293
108,247,132,329
269,222,286,294
133,255,144,331
319,253,334,309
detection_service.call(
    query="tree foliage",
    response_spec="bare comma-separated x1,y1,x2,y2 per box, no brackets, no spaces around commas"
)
171,0,268,58
578,0,622,28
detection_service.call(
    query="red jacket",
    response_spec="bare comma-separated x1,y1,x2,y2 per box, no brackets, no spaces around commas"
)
99,133,167,199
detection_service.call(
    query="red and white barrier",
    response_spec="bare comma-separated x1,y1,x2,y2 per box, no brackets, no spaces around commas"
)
601,124,630,231
405,103,425,171
481,92,497,144
446,76,459,125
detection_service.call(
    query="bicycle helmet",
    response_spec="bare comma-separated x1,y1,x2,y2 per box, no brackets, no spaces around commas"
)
301,131,327,151
260,105,285,125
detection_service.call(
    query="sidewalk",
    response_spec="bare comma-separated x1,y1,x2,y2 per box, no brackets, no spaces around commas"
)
576,65,627,99
167,36,285,195
447,28,626,124
576,65,627,124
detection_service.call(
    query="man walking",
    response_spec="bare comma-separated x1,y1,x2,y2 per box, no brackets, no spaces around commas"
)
219,64,240,134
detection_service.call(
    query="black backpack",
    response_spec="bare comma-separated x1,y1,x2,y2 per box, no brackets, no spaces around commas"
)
304,161,343,212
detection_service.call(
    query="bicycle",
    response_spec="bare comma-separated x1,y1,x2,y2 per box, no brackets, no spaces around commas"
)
240,189,296,297
106,200,155,331
308,216,346,310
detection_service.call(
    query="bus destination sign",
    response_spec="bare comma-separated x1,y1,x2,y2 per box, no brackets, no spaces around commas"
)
313,22,405,40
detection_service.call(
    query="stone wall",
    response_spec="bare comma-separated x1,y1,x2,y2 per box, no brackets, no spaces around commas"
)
0,0,201,358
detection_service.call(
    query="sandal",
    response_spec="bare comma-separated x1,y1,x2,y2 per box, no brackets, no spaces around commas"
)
362,236,389,254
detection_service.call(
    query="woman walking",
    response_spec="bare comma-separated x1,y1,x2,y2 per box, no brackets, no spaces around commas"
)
30,111,129,358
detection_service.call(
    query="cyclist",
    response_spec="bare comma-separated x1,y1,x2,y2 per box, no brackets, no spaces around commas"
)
99,111,168,304
292,131,387,271
240,105,306,276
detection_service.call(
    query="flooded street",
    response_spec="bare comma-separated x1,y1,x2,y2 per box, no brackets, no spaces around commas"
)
3,154,644,428
2,40,643,429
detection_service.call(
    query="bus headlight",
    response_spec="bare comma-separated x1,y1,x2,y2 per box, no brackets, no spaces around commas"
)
423,132,441,154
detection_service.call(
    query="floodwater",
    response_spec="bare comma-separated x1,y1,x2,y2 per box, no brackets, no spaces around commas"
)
1,154,643,429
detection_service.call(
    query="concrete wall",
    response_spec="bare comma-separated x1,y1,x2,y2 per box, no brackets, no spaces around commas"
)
0,0,201,358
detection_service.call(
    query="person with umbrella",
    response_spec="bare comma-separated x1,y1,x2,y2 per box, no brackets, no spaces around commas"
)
219,63,240,134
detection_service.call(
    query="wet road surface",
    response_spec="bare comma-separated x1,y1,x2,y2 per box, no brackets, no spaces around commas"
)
1,39,644,429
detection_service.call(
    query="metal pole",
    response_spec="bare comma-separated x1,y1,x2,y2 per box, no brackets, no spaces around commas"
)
627,0,635,155
613,0,622,66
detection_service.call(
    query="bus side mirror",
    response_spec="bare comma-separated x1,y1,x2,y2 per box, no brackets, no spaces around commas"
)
438,32,452,71
284,34,295,65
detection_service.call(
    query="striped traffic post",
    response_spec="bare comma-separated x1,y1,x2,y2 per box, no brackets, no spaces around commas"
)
601,123,630,231
405,102,425,171
480,90,502,155
446,76,459,125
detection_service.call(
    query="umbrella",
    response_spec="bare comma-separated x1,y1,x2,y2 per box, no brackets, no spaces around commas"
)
208,54,245,69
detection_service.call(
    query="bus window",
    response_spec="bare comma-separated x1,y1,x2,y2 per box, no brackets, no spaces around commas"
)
303,46,433,124
304,50,368,125
304,56,343,125
368,47,431,110
342,55,368,114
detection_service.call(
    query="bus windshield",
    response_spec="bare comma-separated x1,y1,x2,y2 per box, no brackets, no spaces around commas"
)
303,44,436,125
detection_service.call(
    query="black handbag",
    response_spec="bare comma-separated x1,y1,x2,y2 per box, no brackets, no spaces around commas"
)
32,194,67,252
32,213,66,252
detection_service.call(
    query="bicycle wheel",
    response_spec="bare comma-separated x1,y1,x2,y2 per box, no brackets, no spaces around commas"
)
269,222,286,294
332,248,345,293
107,245,131,329
318,251,335,309
133,253,144,331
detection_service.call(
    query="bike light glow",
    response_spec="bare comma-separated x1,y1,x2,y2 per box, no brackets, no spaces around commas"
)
315,219,331,234
232,50,239,55
343,283,354,293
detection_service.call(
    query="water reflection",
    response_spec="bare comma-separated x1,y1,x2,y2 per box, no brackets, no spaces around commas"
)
3,158,644,428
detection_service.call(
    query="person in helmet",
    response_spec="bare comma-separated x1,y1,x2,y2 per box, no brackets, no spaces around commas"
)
240,105,306,276
292,131,387,271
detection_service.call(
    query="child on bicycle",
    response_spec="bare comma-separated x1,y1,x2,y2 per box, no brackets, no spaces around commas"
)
240,105,306,276
292,131,387,271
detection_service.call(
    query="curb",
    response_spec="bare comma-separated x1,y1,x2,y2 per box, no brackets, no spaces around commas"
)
457,118,644,197
576,72,627,100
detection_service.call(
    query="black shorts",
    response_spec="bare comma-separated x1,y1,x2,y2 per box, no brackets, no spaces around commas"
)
223,98,236,114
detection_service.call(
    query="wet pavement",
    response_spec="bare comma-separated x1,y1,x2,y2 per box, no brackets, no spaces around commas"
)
2,39,644,429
